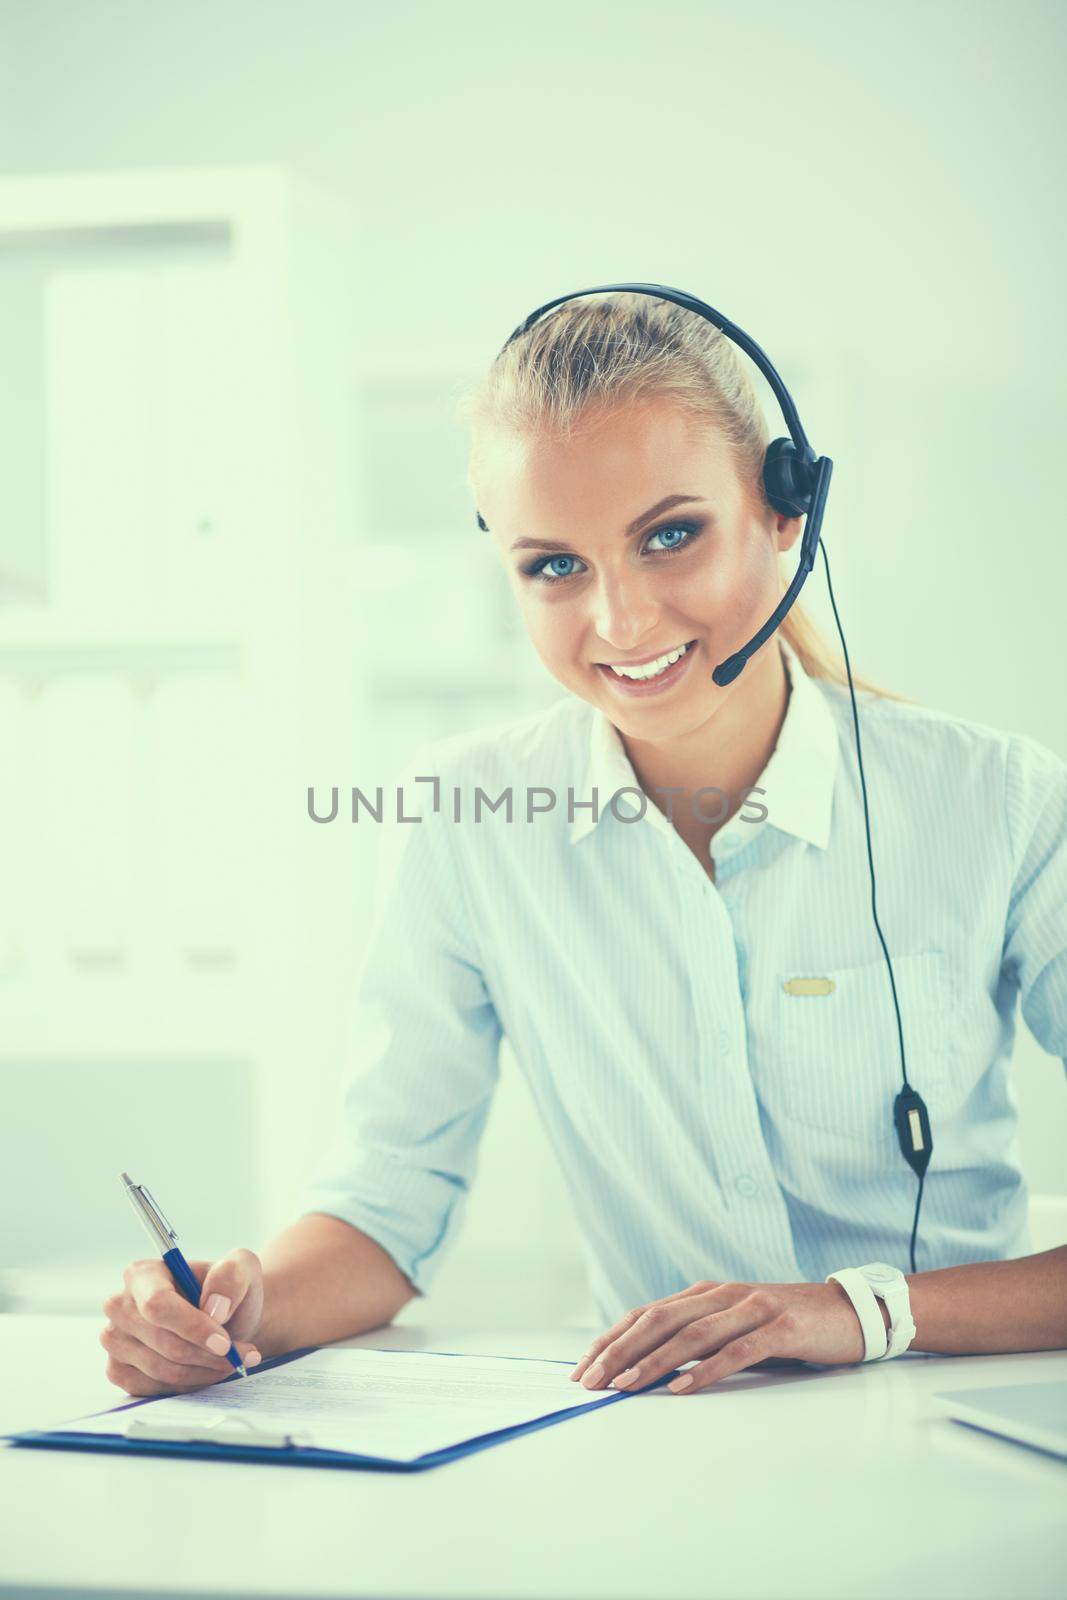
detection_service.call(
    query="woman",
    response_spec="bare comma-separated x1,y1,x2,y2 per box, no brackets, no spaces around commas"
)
100,292,1067,1398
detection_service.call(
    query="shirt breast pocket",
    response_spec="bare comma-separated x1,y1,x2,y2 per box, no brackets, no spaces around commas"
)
767,949,959,1143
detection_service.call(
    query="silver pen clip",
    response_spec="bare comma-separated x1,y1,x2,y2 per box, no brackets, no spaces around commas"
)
121,1172,179,1252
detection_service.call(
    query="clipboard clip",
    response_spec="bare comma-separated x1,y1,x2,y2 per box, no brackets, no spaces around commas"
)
124,1412,309,1450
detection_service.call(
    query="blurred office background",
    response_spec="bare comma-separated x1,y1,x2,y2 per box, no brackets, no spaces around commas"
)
1,2,1064,1322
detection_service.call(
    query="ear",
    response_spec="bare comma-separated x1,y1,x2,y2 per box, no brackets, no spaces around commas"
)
775,512,803,555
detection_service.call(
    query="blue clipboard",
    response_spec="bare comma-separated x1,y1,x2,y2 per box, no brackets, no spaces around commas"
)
5,1347,671,1473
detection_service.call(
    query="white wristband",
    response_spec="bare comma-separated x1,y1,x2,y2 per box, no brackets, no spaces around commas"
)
826,1268,889,1361
855,1262,917,1358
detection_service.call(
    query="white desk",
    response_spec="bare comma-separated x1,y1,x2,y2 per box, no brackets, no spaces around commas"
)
1,1316,1064,1599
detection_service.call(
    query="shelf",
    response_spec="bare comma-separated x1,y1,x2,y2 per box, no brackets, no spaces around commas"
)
0,219,232,262
0,639,243,681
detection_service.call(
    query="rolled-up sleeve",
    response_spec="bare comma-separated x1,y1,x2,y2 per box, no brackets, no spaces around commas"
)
301,749,503,1293
1001,732,1067,1071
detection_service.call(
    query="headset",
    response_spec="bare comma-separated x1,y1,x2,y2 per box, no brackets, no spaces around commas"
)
479,282,932,1274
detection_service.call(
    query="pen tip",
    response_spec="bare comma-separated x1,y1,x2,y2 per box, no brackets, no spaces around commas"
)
236,1364,247,1379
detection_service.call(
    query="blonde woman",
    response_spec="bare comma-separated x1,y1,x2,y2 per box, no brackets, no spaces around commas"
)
100,291,1067,1398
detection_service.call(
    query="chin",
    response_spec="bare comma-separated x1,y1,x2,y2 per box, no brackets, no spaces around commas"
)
612,699,716,742
593,678,718,741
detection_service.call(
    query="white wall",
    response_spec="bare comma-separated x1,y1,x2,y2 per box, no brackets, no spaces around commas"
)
1,1,1064,1316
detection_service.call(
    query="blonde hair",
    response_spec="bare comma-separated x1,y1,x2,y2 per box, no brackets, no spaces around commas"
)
460,291,906,702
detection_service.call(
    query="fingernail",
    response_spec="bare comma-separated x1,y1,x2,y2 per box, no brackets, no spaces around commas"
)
668,1372,694,1392
206,1333,229,1355
581,1362,604,1388
614,1366,640,1387
246,1349,262,1366
205,1294,231,1323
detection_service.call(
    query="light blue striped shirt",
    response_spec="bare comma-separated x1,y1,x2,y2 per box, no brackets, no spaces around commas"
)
303,641,1067,1321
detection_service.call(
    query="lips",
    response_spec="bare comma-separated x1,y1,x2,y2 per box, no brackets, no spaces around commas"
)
594,640,699,698
600,642,692,670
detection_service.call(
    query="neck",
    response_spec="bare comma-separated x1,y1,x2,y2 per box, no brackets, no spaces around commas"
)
620,642,791,830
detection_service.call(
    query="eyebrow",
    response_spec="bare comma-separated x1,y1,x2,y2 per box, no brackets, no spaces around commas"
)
506,493,707,552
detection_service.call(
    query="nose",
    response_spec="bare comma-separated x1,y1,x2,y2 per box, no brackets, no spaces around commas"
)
589,569,661,656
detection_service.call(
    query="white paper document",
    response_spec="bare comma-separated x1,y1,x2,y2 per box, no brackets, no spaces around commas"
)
66,1347,627,1463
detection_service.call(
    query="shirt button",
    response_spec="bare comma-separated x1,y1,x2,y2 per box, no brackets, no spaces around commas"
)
735,1175,759,1198
715,1028,731,1053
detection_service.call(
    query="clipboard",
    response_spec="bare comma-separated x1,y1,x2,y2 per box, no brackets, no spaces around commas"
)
6,1347,666,1473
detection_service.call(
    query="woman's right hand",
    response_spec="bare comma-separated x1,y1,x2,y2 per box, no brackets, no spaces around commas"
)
100,1248,265,1396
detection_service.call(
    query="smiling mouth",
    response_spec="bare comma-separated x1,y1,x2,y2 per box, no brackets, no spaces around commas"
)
599,640,695,682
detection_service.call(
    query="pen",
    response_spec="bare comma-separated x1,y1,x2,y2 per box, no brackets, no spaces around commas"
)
120,1171,247,1379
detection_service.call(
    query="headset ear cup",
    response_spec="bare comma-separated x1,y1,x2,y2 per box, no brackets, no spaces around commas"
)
763,437,816,518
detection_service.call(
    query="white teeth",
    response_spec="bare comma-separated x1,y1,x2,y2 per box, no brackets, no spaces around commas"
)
608,642,690,681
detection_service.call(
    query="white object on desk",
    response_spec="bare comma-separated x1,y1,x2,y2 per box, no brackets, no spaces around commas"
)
932,1381,1067,1460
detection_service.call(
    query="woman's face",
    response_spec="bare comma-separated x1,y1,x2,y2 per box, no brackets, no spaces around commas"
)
472,397,801,742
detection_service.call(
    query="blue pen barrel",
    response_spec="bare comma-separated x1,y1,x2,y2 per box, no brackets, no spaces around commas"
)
162,1247,203,1306
163,1247,245,1374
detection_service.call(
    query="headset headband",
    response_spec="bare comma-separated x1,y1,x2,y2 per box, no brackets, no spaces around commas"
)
501,280,812,454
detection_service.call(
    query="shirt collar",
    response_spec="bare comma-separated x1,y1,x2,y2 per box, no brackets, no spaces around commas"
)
569,637,839,857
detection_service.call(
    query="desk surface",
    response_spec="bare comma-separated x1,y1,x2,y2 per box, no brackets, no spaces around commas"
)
0,1316,1064,1600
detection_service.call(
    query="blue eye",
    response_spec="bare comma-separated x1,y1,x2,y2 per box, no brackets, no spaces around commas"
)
525,552,588,583
646,523,697,553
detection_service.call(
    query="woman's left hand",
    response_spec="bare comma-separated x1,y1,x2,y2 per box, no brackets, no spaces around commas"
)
569,1278,871,1394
